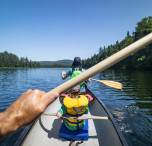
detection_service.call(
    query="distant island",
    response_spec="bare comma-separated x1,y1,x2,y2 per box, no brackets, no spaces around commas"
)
39,60,73,68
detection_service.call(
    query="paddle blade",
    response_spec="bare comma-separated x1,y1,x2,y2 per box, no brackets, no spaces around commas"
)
77,115,108,120
100,80,122,89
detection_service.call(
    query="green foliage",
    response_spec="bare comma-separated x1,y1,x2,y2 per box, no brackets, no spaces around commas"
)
39,60,73,68
82,16,152,70
0,51,40,68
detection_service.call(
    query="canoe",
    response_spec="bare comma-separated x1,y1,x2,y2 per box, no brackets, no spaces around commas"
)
15,88,128,146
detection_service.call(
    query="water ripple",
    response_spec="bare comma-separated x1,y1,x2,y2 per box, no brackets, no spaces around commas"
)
0,69,152,146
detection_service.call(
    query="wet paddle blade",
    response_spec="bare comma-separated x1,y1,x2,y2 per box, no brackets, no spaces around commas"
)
100,80,122,89
77,115,108,120
43,113,108,120
90,78,122,89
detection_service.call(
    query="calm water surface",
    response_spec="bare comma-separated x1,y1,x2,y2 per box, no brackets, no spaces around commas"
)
0,68,152,146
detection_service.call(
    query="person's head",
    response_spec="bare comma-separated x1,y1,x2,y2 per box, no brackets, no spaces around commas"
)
69,85,80,97
72,57,82,68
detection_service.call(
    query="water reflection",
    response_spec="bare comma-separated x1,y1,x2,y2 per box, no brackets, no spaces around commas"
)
0,69,152,146
88,70,152,146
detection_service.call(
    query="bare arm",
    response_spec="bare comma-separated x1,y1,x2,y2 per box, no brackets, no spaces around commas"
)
0,89,59,140
62,71,69,80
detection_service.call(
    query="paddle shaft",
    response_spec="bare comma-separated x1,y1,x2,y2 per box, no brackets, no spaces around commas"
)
43,113,108,120
42,33,152,99
90,78,101,82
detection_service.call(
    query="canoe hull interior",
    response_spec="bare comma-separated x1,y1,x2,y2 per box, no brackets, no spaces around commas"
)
15,89,127,146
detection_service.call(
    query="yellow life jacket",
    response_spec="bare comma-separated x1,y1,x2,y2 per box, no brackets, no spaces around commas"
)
63,95,88,127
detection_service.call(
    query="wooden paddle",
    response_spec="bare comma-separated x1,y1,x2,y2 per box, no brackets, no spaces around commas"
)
90,78,122,89
41,33,152,100
43,113,109,120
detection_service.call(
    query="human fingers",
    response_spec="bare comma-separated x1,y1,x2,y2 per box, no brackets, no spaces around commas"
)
38,90,46,97
26,89,32,93
41,92,59,108
21,89,32,95
30,89,45,97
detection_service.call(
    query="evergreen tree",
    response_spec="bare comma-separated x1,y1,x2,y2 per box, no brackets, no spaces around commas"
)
0,51,40,68
82,16,152,70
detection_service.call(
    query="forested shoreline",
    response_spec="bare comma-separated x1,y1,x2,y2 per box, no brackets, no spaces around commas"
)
1,17,152,70
0,51,40,68
82,16,152,70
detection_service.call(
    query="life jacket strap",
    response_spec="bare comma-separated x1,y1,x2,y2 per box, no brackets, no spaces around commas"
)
66,113,83,117
66,119,83,124
72,106,84,113
72,106,84,130
66,119,83,130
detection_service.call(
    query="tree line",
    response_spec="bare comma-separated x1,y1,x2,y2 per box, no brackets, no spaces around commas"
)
52,63,71,68
82,16,152,70
40,63,71,68
0,51,40,68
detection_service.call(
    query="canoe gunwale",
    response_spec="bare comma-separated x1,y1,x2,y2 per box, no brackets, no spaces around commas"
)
14,88,128,146
87,89,128,146
14,122,36,146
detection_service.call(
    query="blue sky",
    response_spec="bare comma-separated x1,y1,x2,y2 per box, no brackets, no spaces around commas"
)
0,0,152,61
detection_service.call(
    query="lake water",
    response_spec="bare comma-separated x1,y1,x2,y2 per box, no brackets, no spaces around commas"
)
0,68,152,146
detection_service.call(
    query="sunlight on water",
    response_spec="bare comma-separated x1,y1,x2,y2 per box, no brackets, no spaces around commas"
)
88,70,152,146
0,68,152,146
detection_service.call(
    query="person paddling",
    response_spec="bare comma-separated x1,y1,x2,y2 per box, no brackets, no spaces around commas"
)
57,85,89,131
62,57,90,94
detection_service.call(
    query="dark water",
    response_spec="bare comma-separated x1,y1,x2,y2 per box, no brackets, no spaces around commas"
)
0,68,152,146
